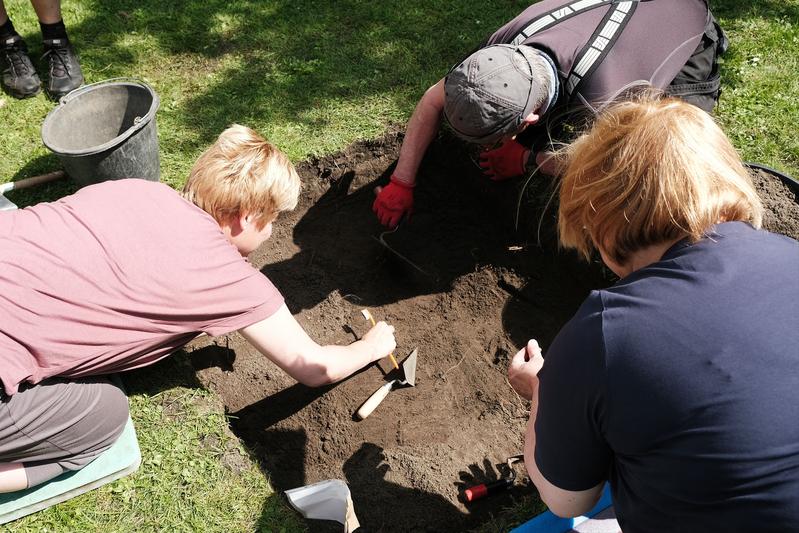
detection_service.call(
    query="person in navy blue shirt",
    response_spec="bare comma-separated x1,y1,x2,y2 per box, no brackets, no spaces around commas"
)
508,93,799,532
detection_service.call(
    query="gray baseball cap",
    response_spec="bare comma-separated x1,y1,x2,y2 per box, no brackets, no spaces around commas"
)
443,44,542,145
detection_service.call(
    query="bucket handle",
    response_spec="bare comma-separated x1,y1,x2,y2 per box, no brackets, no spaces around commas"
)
58,77,154,106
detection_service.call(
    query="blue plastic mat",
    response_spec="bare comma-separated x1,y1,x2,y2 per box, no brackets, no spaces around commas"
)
0,416,141,524
510,484,614,533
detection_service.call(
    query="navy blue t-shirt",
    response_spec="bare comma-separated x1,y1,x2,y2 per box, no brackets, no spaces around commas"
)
535,222,799,532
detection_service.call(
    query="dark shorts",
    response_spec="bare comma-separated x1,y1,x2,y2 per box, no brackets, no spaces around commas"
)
0,376,129,488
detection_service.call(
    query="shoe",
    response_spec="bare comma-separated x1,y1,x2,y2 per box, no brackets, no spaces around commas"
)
42,38,83,99
0,35,41,98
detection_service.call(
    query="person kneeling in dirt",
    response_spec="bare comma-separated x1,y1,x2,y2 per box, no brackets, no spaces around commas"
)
373,0,727,227
0,125,396,493
507,95,799,531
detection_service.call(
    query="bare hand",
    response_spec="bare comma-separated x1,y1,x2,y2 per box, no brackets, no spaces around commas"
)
508,339,544,401
361,321,397,362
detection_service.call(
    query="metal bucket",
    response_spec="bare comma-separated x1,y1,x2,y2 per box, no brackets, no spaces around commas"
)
41,78,160,186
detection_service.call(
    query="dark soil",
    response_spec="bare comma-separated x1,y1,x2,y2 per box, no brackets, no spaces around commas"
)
749,166,799,239
185,131,799,532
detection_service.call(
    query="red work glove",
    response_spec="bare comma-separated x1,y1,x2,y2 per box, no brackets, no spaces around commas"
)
372,175,414,228
479,139,530,181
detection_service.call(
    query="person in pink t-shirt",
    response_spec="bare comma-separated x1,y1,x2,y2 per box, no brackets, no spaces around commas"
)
0,125,396,492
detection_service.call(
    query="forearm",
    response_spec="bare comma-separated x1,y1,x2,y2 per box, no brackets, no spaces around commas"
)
393,80,445,185
523,387,603,517
308,340,380,386
242,330,376,388
523,387,550,503
240,305,392,388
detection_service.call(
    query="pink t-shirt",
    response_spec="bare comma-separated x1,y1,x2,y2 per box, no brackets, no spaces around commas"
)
0,179,284,395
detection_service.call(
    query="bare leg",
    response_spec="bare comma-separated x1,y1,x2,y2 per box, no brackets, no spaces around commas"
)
0,463,28,493
29,0,61,24
0,2,9,26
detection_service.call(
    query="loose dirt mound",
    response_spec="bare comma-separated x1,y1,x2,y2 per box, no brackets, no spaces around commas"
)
749,166,799,239
187,132,798,532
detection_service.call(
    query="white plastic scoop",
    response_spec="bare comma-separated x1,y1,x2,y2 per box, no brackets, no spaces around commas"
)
285,479,362,532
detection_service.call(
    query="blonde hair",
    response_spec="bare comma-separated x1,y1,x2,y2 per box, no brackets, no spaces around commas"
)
183,125,300,228
558,94,762,265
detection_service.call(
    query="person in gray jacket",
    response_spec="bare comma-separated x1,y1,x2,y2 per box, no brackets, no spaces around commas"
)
373,0,727,228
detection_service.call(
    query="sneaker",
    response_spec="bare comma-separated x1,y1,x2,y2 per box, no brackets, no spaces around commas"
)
42,38,83,99
0,35,41,98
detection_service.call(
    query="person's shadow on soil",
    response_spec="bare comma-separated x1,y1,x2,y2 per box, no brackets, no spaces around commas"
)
340,442,468,532
261,133,541,314
334,443,538,532
257,131,613,357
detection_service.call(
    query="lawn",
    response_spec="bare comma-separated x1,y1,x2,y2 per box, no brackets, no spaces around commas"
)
1,1,797,531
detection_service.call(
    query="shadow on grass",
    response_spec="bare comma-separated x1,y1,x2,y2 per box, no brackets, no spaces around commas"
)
54,0,795,150
119,349,206,396
10,0,792,205
59,0,502,149
6,0,504,203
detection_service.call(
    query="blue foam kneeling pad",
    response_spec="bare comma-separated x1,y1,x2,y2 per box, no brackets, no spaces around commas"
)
510,484,615,533
0,416,141,524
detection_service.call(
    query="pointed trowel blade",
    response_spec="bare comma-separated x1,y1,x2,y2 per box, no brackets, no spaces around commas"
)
401,348,418,387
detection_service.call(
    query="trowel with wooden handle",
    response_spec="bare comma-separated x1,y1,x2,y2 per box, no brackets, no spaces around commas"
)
0,171,65,211
356,348,417,420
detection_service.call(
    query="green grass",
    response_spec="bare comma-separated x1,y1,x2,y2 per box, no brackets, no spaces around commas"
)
0,0,523,194
713,1,799,175
1,0,798,531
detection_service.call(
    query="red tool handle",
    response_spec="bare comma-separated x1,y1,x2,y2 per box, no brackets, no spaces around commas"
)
464,484,488,502
464,478,513,502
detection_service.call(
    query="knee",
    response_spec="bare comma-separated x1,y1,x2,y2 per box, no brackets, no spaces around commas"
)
93,379,130,444
71,377,130,456
0,377,132,473
62,378,130,466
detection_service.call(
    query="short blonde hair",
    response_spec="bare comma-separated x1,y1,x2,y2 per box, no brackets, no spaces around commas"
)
558,95,762,264
183,125,300,228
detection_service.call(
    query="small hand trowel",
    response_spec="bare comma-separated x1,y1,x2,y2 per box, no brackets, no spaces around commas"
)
356,348,418,420
0,171,65,211
285,479,363,533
